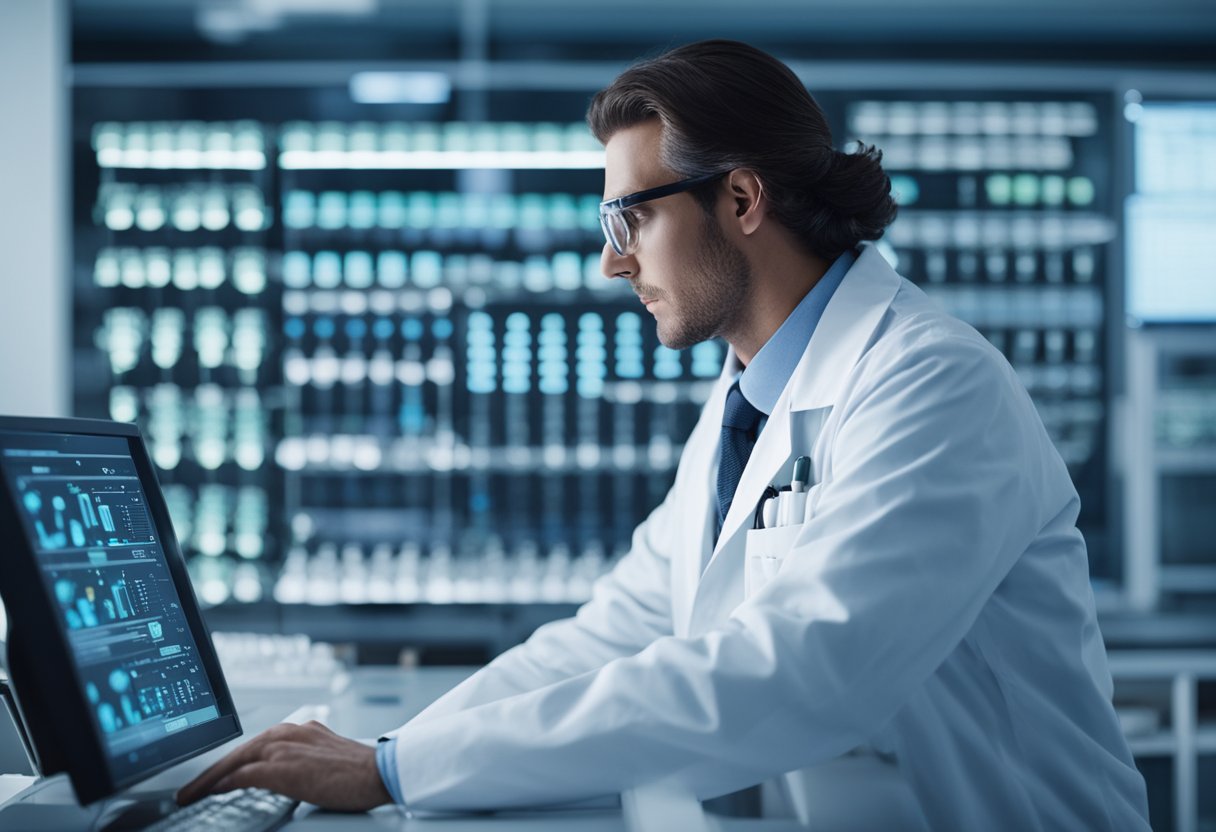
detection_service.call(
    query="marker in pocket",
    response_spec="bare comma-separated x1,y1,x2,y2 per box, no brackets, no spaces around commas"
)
775,456,811,527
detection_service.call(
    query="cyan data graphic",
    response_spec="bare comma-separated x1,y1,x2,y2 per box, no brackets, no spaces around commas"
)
54,570,148,629
84,656,207,736
1,433,221,768
21,478,155,552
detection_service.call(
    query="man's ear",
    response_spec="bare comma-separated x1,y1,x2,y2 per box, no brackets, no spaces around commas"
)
727,169,765,236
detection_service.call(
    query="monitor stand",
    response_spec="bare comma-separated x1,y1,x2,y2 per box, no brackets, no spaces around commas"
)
0,664,37,776
100,788,181,831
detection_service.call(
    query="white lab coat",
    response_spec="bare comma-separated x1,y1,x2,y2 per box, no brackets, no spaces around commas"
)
384,244,1151,830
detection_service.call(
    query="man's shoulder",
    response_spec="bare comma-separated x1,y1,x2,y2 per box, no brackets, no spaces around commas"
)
851,277,1021,399
878,277,1002,355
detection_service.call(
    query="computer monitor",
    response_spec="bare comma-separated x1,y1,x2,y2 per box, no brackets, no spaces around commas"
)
0,416,241,806
1125,101,1216,325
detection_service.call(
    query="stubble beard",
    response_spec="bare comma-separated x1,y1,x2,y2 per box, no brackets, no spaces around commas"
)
655,214,752,351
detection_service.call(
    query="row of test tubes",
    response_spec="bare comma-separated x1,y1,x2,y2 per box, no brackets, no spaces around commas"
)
165,484,269,560
93,121,267,169
849,100,1100,137
846,101,1098,171
98,183,270,233
279,121,600,158
210,632,346,692
885,212,1113,253
895,245,1099,285
97,307,267,379
273,539,617,606
282,190,601,236
190,558,271,606
865,173,1096,210
278,310,721,391
848,135,1078,172
280,249,617,296
111,383,269,471
94,247,268,294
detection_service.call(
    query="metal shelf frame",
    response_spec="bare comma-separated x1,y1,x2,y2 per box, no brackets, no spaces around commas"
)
1108,650,1216,832
1122,327,1216,611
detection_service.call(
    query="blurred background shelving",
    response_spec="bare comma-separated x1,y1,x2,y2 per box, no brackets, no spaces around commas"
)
1,2,1215,826
42,0,1212,661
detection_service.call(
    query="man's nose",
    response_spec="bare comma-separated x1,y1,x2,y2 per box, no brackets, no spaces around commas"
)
600,242,636,280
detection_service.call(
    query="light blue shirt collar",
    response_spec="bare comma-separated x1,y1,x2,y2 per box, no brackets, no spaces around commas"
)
737,248,856,415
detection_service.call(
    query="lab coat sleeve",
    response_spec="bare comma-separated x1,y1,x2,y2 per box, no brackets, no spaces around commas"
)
396,483,680,726
389,336,1063,810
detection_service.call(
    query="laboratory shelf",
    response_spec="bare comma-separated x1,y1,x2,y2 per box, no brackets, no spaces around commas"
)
274,439,687,474
92,121,268,170
278,149,606,170
1124,327,1216,611
1108,650,1216,832
201,599,579,661
1124,724,1216,757
1157,565,1216,593
886,209,1116,248
75,85,1123,640
282,287,637,310
1155,447,1216,474
1125,732,1179,757
1099,612,1216,650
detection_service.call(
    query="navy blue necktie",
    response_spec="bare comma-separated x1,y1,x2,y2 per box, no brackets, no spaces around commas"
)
716,381,764,540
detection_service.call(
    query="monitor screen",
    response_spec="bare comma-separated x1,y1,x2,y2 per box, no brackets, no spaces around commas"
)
1125,102,1216,324
0,427,233,789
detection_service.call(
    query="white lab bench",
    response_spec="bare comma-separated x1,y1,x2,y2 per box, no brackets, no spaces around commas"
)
0,665,803,832
3,655,1212,831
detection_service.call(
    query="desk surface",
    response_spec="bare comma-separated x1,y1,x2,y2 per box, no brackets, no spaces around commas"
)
0,665,805,832
12,652,1211,831
251,667,633,830
0,667,638,831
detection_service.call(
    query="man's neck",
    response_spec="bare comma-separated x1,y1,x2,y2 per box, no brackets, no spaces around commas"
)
729,251,831,367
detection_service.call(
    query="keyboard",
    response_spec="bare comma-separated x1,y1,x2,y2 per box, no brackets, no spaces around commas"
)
141,788,298,832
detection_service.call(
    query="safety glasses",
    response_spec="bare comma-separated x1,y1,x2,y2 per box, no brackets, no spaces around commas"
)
598,172,725,256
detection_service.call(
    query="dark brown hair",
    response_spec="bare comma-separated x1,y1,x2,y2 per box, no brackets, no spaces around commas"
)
588,39,897,261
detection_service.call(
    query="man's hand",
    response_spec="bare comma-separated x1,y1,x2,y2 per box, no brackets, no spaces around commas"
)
175,720,394,812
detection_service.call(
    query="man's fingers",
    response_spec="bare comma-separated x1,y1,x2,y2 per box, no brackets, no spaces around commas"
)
213,761,286,798
262,740,308,761
177,753,246,805
177,727,389,813
176,725,301,805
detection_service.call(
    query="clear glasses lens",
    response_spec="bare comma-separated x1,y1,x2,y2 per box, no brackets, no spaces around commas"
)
600,209,633,256
599,212,618,255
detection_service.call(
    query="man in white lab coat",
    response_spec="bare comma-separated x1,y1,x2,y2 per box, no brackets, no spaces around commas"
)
180,40,1151,829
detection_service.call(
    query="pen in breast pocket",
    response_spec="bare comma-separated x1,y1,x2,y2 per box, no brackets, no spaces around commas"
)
775,456,811,526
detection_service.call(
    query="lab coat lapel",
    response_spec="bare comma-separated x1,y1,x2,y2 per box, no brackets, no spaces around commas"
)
682,244,903,636
711,389,793,567
681,379,793,637
672,371,732,636
786,244,903,412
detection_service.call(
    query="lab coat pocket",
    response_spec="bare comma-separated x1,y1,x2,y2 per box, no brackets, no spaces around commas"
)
744,524,803,599
800,482,823,523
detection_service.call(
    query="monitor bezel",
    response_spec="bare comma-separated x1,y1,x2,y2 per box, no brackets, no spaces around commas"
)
0,415,242,805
